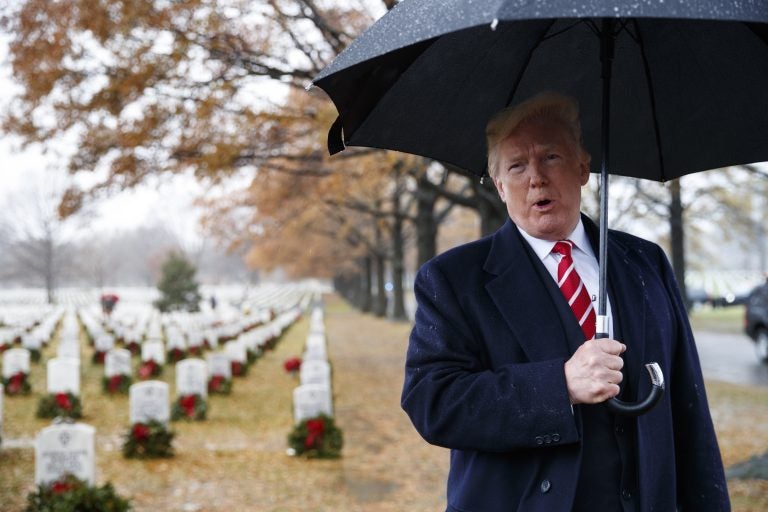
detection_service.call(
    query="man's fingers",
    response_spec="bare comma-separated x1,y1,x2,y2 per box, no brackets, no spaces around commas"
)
592,338,626,355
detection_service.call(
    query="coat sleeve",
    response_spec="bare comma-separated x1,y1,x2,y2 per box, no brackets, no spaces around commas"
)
400,259,580,452
655,247,730,510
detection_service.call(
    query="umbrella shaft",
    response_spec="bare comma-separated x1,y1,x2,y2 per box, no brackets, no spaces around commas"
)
597,18,615,330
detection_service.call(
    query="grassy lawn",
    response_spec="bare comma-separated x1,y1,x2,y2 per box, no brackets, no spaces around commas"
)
689,305,746,334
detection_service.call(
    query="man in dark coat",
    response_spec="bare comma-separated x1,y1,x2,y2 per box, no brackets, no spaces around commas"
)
401,93,729,511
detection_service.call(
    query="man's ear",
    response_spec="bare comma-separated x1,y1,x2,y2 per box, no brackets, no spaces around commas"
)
491,175,506,203
579,153,591,185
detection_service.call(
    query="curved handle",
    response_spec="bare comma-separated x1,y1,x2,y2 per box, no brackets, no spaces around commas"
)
605,362,665,417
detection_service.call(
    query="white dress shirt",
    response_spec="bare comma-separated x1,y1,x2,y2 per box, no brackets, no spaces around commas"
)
517,220,613,338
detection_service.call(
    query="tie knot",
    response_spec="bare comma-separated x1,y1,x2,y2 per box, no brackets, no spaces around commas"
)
552,240,574,258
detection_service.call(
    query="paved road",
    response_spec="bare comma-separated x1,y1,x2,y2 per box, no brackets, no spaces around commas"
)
694,330,768,387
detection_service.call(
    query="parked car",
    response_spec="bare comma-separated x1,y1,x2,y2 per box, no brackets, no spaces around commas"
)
744,279,768,365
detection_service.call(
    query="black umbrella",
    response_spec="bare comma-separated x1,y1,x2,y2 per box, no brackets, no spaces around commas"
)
312,0,768,415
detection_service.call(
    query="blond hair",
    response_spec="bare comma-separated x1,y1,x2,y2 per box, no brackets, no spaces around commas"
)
485,92,586,177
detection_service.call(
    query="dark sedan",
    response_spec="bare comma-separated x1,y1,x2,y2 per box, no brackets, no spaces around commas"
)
744,279,768,365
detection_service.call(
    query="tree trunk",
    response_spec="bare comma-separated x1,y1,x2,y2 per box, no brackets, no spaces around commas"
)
374,252,387,317
360,256,373,313
416,173,439,268
391,184,407,320
373,213,388,318
668,179,689,310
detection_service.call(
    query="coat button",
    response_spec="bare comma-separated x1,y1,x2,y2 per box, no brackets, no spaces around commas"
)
543,434,551,444
535,436,543,445
552,433,561,442
540,479,551,493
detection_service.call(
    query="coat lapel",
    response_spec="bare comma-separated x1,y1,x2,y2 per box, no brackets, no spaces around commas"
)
483,220,579,362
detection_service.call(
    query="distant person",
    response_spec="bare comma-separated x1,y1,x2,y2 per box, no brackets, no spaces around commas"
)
210,295,217,309
401,92,729,511
100,293,119,316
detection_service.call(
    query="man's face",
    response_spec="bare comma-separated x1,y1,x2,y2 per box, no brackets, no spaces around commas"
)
491,117,591,241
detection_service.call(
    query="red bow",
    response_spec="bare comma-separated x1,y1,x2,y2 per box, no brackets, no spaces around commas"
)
55,393,72,411
305,418,326,449
180,395,197,418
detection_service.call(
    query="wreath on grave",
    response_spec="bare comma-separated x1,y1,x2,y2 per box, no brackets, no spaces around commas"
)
187,345,203,357
231,360,248,377
207,374,232,395
122,420,175,458
167,347,187,363
36,392,83,419
171,393,207,421
0,342,9,353
283,357,302,376
124,340,141,355
2,371,31,395
287,414,343,459
25,474,132,512
246,347,262,364
137,360,162,380
102,374,132,394
91,350,107,365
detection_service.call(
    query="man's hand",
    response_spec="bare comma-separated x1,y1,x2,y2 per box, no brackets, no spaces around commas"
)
564,338,626,404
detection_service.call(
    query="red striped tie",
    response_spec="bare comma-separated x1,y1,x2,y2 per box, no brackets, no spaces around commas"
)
552,240,596,340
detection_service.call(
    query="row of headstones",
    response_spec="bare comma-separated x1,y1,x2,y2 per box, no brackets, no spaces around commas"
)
100,286,313,354
0,304,303,391
84,294,309,361
0,307,66,355
0,305,308,445
292,306,334,424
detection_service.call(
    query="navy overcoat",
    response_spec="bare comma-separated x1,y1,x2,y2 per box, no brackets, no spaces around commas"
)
401,216,729,511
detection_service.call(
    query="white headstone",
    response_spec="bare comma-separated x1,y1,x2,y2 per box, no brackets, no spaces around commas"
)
129,381,170,425
300,360,332,387
47,358,81,396
187,332,204,350
141,340,166,365
292,384,333,423
206,353,232,379
176,359,208,398
22,333,44,351
105,349,132,377
2,348,30,378
94,335,115,353
57,340,80,360
303,333,327,362
224,341,247,364
35,422,96,485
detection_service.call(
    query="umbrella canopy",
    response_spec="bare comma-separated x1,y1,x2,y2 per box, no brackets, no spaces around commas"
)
314,0,768,181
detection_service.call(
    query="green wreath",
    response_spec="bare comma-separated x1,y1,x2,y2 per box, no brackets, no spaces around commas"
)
36,392,83,419
287,414,343,459
171,394,207,421
2,372,31,395
207,375,232,395
122,420,174,459
102,374,132,394
25,474,131,512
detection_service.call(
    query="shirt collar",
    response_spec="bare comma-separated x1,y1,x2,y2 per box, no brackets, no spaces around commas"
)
516,219,594,261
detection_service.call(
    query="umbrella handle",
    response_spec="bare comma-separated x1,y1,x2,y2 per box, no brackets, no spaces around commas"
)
605,362,665,416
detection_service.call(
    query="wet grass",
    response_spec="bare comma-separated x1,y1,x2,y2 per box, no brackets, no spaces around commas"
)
689,305,746,335
0,295,765,510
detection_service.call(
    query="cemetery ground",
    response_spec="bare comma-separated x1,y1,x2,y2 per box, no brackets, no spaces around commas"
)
1,296,767,511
